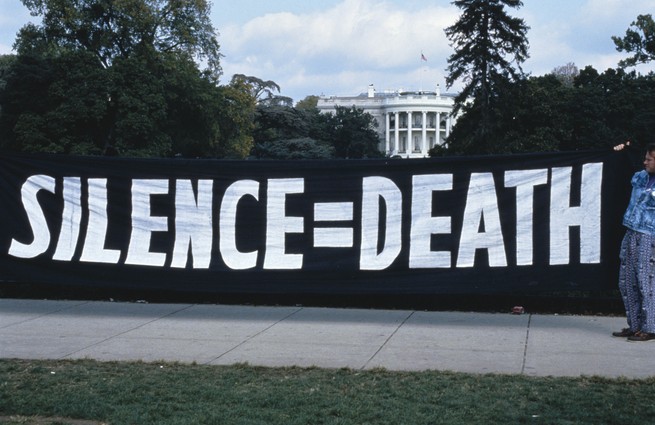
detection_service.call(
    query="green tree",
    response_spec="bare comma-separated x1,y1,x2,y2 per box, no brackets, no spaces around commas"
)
253,138,334,159
295,95,319,111
231,74,292,106
0,51,119,154
612,14,655,68
462,65,655,155
251,103,333,159
253,105,312,143
250,103,382,160
551,62,579,87
0,55,16,90
164,55,237,158
324,106,382,159
213,77,256,158
1,50,224,157
0,54,58,153
569,66,655,150
16,0,221,79
444,0,529,154
491,74,574,153
1,49,181,156
0,0,258,158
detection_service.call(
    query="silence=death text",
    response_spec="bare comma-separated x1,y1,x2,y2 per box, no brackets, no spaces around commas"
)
7,163,602,270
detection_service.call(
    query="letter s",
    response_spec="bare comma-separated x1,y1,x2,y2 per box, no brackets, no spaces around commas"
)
8,175,55,258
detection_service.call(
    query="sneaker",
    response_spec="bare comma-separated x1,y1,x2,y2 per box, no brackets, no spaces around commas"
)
627,331,655,342
612,328,635,337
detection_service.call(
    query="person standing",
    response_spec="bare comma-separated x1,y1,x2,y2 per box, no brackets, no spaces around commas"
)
613,142,655,341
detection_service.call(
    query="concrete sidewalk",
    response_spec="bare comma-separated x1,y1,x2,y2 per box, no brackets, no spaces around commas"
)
0,298,652,379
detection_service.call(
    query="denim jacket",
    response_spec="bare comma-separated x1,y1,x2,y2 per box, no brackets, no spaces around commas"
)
623,170,655,235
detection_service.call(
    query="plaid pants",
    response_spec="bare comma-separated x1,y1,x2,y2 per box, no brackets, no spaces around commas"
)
619,229,655,333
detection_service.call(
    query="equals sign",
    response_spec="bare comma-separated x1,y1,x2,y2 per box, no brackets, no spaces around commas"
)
313,202,354,248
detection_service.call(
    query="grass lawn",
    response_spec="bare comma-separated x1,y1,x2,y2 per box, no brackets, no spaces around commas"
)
1,359,653,425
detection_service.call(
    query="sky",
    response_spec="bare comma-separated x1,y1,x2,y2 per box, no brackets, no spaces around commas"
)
1,0,655,103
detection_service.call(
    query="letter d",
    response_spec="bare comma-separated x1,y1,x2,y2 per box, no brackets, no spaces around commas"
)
360,177,402,270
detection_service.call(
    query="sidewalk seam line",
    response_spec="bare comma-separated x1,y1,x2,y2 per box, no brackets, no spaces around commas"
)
0,300,90,330
60,303,196,360
203,306,304,365
521,313,532,375
361,310,415,371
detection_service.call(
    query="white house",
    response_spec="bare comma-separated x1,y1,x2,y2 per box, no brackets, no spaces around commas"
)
316,84,456,158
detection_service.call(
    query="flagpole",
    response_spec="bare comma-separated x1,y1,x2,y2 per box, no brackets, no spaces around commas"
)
420,51,427,93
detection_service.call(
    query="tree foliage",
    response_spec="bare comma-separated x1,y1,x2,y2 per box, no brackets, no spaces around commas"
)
445,0,529,110
212,78,256,158
231,74,292,106
0,48,235,157
612,14,655,68
551,62,579,87
438,8,655,157
433,65,655,157
253,138,334,160
17,0,222,79
253,105,314,143
250,104,382,160
325,106,382,159
569,66,655,150
0,0,262,158
295,95,319,111
444,0,529,154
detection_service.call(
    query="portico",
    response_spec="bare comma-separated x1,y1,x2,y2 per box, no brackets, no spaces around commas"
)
317,84,456,158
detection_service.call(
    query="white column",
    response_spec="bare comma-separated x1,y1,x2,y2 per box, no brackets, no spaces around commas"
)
385,113,390,154
436,112,441,146
393,112,399,156
407,111,412,156
421,111,428,156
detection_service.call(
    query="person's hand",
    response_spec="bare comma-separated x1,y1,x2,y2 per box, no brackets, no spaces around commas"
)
614,141,631,151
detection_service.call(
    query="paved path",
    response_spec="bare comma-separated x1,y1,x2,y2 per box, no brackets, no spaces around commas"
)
1,298,652,378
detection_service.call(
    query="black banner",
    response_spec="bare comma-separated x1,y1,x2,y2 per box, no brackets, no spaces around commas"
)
0,150,636,295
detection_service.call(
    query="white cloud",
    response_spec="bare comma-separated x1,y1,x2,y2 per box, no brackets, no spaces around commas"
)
219,0,458,101
228,0,455,66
